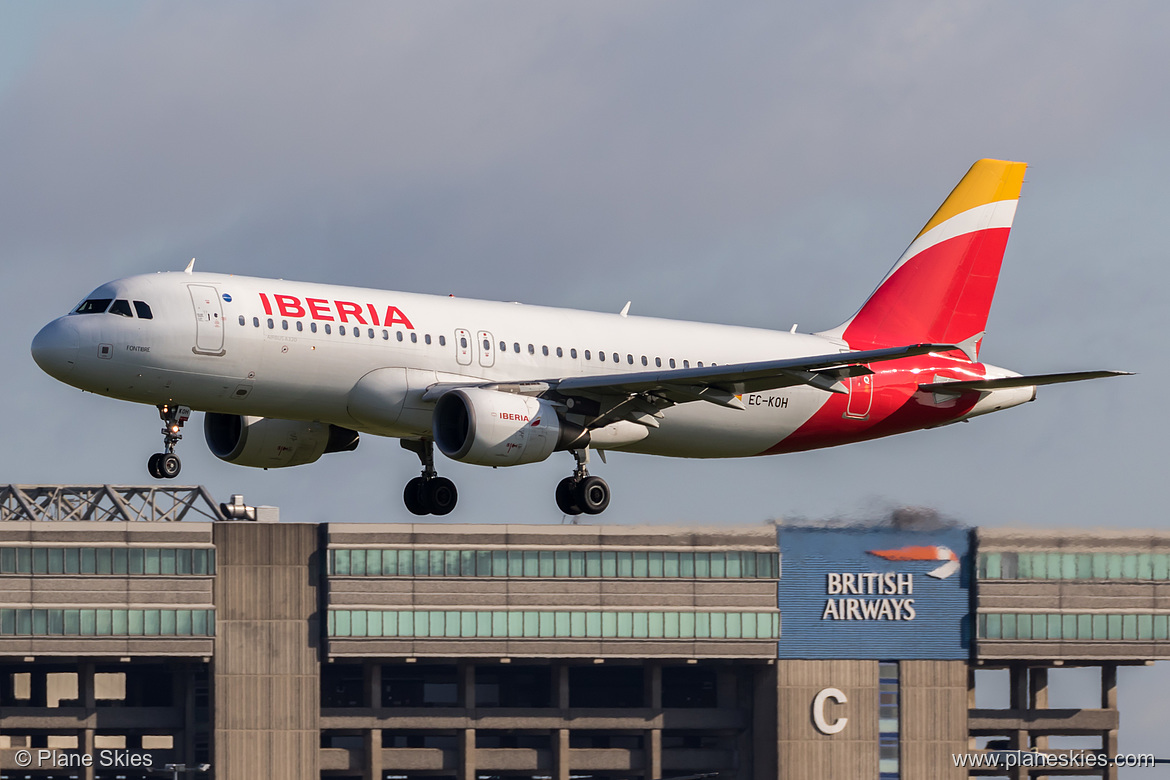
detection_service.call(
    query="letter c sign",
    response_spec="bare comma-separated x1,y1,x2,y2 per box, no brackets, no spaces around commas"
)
812,687,848,735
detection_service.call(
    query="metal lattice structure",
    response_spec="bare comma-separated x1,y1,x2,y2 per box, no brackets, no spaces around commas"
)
0,485,225,522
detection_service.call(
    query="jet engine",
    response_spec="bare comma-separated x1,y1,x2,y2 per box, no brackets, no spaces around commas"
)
204,413,359,468
433,388,585,467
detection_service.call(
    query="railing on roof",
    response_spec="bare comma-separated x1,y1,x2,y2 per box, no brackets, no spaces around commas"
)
0,485,225,522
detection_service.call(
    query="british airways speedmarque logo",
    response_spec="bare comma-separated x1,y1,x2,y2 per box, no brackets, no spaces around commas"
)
868,545,960,580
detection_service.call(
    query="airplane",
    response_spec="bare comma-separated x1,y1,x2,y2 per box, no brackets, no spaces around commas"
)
30,159,1127,516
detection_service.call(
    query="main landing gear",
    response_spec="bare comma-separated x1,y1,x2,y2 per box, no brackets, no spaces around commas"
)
555,448,610,516
147,404,190,480
401,439,458,516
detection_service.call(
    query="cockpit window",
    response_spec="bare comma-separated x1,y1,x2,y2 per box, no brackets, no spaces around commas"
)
109,299,134,318
73,298,113,314
133,301,153,320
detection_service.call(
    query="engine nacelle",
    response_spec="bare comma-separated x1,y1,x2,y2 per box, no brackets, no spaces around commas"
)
433,388,580,467
204,413,359,469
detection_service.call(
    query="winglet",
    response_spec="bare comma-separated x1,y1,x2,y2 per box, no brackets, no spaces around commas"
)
619,301,631,318
183,258,196,275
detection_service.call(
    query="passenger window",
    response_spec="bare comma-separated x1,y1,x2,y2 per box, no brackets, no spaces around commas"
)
484,339,491,351
253,317,260,328
311,322,318,333
133,301,153,319
571,348,577,359
281,320,288,330
425,334,432,345
238,315,245,326
683,360,689,368
339,326,346,336
528,344,535,355
499,341,506,351
397,331,404,342
584,350,591,360
439,335,446,346
74,299,113,314
655,357,661,367
367,328,374,338
669,358,675,368
542,346,549,356
109,299,134,318
296,321,303,332
460,336,468,348
325,324,332,335
556,347,563,358
382,330,389,340
627,354,634,365
613,353,619,363
355,328,361,338
267,318,274,329
411,332,418,343
697,361,703,367
641,356,648,366
514,343,520,353
599,352,605,362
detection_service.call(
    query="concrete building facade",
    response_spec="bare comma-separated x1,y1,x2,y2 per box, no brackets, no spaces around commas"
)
0,485,1164,780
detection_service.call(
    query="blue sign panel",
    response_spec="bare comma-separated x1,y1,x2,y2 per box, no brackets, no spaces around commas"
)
777,526,972,659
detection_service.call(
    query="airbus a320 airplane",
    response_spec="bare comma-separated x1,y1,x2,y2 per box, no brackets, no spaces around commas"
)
31,160,1126,516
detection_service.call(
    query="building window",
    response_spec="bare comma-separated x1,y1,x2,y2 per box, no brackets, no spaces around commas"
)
0,608,215,637
329,548,777,579
0,548,214,575
979,551,1170,581
879,662,900,780
327,609,779,640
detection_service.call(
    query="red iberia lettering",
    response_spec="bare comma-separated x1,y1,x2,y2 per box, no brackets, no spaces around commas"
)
305,298,333,321
500,413,530,422
258,292,412,329
384,306,414,329
335,301,367,324
274,295,305,318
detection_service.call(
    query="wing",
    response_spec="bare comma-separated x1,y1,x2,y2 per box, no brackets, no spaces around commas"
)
424,341,968,431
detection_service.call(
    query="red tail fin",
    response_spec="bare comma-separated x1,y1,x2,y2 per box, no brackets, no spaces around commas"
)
820,159,1027,353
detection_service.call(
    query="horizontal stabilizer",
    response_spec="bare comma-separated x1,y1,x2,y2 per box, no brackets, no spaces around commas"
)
919,370,1132,394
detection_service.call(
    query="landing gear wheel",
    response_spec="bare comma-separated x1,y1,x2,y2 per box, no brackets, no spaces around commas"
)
576,475,610,515
404,476,431,516
158,453,181,479
147,453,163,479
426,477,458,516
556,477,583,515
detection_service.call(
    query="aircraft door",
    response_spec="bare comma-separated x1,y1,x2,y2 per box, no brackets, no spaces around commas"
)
454,328,472,366
844,373,873,419
188,284,225,356
477,331,495,368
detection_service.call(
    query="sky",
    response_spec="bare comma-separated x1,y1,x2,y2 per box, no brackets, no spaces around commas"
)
1,0,1167,766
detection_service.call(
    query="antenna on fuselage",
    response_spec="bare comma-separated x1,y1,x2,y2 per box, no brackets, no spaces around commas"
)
619,301,631,318
183,258,195,274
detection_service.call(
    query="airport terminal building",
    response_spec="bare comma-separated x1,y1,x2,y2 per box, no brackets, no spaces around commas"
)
0,485,1165,780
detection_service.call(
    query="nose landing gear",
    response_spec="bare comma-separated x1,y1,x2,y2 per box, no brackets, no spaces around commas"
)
555,448,610,516
401,439,458,516
148,404,190,479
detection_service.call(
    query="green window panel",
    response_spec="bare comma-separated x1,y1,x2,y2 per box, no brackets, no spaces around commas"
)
554,551,571,577
648,552,664,578
539,551,555,577
324,609,781,640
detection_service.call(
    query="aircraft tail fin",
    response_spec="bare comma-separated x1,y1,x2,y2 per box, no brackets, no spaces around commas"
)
819,159,1027,357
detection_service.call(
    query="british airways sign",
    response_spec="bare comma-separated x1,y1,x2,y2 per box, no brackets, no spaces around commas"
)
777,526,972,659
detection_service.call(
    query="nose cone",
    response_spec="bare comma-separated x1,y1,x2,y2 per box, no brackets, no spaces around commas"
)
31,317,80,380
